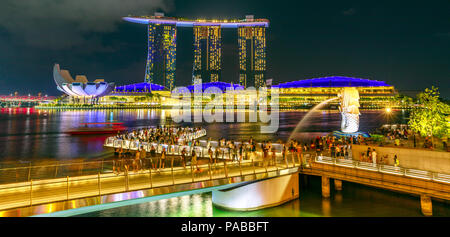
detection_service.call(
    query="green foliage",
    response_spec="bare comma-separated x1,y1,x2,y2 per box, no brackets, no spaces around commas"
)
408,87,450,138
392,93,415,107
369,134,385,142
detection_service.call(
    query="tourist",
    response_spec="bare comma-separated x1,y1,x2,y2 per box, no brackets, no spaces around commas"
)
395,137,400,146
372,149,377,167
296,142,303,165
271,146,276,166
394,155,399,167
282,143,288,165
133,148,141,172
191,150,199,171
208,147,213,164
180,147,187,168
150,145,157,170
335,145,340,159
232,143,238,162
214,147,220,165
238,143,243,162
113,148,120,174
139,146,146,170
159,147,166,170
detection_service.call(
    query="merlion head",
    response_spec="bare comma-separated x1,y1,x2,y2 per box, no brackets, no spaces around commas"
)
340,87,360,115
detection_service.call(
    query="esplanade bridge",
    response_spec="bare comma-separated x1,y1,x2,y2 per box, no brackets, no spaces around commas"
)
123,13,269,91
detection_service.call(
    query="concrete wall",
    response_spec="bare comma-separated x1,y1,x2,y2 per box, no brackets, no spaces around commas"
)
352,145,450,174
212,173,299,211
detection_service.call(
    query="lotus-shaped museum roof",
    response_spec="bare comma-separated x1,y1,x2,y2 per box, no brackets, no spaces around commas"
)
53,64,114,97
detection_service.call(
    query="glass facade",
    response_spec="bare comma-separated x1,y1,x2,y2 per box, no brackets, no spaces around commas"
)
193,25,222,83
129,15,269,90
238,26,267,88
145,23,177,91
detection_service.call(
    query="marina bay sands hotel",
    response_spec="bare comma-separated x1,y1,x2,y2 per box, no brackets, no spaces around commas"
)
123,13,269,90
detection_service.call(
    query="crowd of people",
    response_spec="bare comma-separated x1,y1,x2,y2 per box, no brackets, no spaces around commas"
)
109,129,369,175
359,146,400,167
114,125,205,145
373,124,448,151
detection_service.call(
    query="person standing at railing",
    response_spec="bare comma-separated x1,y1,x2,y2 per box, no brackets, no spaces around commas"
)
133,149,140,172
208,147,213,164
296,142,303,165
214,147,220,164
159,147,166,170
181,147,187,168
233,144,238,162
207,138,212,150
271,146,276,166
113,148,120,174
289,140,295,162
191,150,199,172
394,155,399,168
239,143,244,162
372,149,377,167
262,142,268,166
335,145,340,159
139,146,146,171
330,144,336,158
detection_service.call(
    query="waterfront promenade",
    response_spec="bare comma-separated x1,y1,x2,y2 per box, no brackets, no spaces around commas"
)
0,144,449,216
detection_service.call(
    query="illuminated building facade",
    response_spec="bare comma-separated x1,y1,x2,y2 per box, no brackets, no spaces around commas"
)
193,26,222,83
238,26,267,88
272,76,397,108
53,64,114,98
124,13,269,89
145,23,177,91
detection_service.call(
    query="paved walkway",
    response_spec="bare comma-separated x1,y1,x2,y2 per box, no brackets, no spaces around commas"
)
0,154,302,211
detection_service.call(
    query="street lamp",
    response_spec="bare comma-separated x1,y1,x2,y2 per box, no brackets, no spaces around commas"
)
385,107,392,125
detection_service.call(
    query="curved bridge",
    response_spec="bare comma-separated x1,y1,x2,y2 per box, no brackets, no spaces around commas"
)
0,149,448,217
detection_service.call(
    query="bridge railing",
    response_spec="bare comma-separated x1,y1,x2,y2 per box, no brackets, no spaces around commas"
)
315,155,450,184
0,150,307,211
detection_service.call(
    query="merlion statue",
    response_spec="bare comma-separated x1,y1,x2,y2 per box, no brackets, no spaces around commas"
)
338,87,360,133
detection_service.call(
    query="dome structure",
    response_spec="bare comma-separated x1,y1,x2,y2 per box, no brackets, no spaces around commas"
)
114,82,165,92
53,64,114,97
273,76,391,88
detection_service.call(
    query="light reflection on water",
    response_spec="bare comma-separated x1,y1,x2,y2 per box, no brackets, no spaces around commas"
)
76,176,450,217
0,108,406,162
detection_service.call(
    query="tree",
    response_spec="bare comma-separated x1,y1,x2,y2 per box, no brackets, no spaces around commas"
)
408,87,450,140
145,92,154,102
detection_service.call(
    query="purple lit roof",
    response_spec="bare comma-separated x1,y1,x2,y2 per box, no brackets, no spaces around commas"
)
123,17,269,28
272,76,392,88
186,82,244,92
114,82,165,92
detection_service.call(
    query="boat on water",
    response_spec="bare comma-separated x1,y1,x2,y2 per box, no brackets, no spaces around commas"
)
67,122,127,135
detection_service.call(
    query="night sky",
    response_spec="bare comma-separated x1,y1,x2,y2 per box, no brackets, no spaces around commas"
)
0,0,449,97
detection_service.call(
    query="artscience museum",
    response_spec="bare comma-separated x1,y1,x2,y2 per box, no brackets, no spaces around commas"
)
53,64,114,98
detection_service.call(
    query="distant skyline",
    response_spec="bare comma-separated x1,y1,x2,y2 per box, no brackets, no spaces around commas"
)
0,0,448,98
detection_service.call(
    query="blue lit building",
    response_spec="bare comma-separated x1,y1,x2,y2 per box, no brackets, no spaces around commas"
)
272,76,396,108
186,82,244,93
113,82,165,93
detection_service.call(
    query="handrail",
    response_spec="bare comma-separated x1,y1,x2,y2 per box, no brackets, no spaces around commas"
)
315,155,450,184
2,148,449,213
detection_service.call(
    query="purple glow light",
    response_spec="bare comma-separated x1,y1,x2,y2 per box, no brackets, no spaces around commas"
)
272,76,392,88
123,17,269,28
